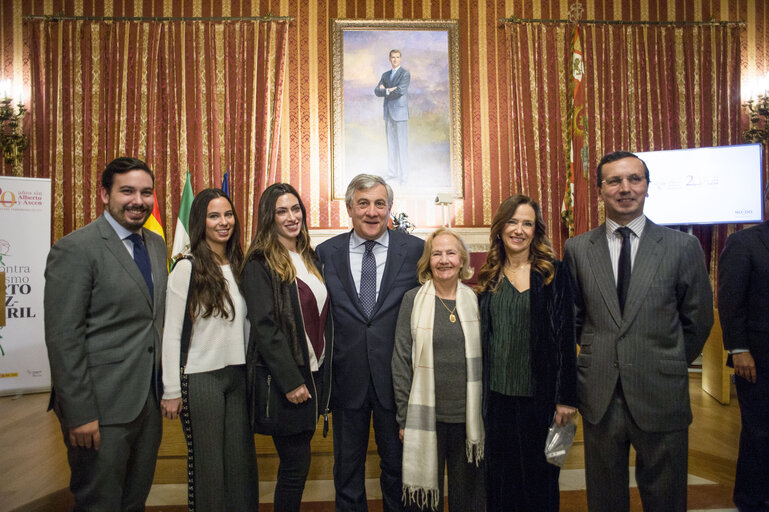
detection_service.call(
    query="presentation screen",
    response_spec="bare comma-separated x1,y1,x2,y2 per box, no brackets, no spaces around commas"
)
636,144,764,225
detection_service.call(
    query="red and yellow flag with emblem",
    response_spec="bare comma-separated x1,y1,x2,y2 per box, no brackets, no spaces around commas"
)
561,25,589,236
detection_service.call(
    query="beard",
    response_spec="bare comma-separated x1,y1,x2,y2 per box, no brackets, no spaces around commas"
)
108,202,151,231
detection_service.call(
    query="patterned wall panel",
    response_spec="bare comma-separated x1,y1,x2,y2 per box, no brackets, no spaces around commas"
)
2,0,768,234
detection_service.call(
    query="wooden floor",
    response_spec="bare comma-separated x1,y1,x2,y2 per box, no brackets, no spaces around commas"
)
0,373,742,511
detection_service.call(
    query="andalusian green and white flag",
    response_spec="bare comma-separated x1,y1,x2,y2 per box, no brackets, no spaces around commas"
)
171,172,194,261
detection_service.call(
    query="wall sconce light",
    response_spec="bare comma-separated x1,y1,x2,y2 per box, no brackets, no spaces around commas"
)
742,73,769,144
743,95,769,144
0,79,29,176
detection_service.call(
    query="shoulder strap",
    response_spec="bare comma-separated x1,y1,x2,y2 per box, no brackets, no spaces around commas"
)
176,256,195,370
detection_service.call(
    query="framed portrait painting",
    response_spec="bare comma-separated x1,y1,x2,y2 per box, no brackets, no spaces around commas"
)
330,19,462,200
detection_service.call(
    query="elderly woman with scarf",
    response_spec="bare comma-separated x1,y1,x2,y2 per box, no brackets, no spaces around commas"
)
391,227,484,511
476,194,578,511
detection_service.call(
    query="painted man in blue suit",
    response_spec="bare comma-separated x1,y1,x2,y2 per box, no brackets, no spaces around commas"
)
375,49,410,185
316,174,423,511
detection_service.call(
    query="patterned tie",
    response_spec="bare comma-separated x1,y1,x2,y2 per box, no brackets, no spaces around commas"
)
616,227,632,313
128,233,154,302
359,240,377,317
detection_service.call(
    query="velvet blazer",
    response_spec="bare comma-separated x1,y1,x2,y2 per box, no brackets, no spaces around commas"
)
478,259,578,419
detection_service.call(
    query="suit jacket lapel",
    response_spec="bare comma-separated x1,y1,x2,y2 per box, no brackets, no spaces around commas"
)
331,231,366,318
144,227,166,313
375,230,406,316
97,215,153,308
588,224,622,328
619,219,664,332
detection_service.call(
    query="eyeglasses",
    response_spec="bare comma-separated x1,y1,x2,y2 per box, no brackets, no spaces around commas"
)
601,175,646,188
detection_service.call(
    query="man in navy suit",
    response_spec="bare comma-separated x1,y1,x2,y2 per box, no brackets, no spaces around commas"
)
718,182,769,512
375,49,410,185
316,174,423,511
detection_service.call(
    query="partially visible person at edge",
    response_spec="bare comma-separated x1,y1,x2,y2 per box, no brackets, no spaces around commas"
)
240,182,333,512
718,181,769,512
161,188,258,511
475,194,578,512
392,228,485,511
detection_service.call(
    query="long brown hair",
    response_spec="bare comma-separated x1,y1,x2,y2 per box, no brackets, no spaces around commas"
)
187,188,243,319
243,183,321,283
475,194,555,293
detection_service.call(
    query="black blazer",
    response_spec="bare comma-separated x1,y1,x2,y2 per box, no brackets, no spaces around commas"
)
241,254,333,436
316,229,424,410
478,259,578,417
719,221,769,370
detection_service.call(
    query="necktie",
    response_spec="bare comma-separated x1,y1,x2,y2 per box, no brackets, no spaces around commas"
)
616,227,632,313
359,240,377,317
390,69,395,80
128,233,154,302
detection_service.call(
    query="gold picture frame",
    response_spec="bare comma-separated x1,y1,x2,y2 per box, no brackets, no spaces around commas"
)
330,19,463,200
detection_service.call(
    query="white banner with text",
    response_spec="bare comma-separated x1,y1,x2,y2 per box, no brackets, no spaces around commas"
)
0,176,51,395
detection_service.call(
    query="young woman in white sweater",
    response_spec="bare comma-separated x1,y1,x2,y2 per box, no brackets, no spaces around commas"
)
160,188,258,511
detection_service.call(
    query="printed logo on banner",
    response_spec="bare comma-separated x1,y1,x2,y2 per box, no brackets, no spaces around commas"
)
0,187,16,208
0,185,45,211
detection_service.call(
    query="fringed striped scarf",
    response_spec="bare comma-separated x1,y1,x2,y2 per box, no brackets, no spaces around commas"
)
401,280,484,510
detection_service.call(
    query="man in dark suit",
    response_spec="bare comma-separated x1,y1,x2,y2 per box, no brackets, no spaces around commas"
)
718,182,769,512
375,49,410,185
564,151,713,512
316,174,423,511
44,157,167,511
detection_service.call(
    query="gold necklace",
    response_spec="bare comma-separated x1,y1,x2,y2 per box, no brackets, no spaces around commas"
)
505,262,530,276
437,297,457,323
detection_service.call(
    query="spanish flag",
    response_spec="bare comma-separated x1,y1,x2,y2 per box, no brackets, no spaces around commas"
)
143,191,165,240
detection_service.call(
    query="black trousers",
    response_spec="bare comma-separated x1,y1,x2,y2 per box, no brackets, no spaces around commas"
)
272,429,315,512
484,391,559,512
734,370,769,512
333,378,403,511
407,422,485,512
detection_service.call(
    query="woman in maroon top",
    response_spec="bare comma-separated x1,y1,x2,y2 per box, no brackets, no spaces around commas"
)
240,183,333,511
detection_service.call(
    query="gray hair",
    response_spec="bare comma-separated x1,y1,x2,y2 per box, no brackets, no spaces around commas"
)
344,174,394,208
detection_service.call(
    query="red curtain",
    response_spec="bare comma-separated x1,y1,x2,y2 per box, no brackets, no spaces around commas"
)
27,19,289,246
505,21,742,270
504,22,571,252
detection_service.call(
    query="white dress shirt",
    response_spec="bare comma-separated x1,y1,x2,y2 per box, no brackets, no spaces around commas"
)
605,214,646,285
349,229,389,301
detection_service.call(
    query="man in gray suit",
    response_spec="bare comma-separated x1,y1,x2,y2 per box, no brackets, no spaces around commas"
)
564,151,713,512
375,49,410,185
44,157,168,511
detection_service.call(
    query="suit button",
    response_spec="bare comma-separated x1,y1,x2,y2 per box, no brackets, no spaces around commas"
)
148,346,154,353
613,362,619,368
